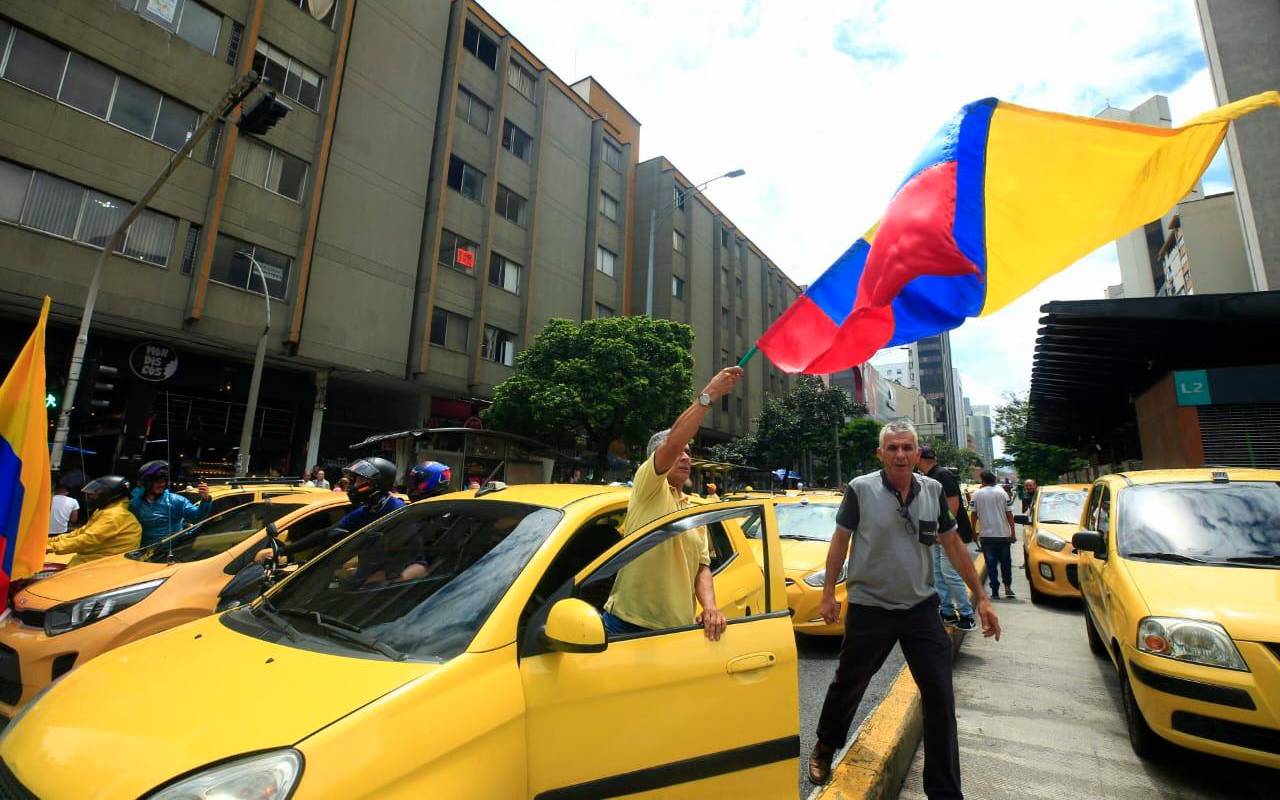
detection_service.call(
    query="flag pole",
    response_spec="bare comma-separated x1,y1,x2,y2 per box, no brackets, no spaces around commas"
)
737,345,758,368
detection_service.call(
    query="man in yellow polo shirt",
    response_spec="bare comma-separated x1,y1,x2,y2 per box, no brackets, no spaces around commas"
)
603,366,743,641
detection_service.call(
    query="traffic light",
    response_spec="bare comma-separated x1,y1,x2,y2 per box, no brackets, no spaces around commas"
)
72,359,122,434
237,92,291,135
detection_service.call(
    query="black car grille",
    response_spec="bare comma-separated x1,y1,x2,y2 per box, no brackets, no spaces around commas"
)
0,644,21,706
1265,642,1280,665
1172,711,1280,755
0,757,36,799
15,610,44,629
1065,564,1079,590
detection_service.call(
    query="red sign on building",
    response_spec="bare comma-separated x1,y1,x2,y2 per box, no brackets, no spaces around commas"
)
456,248,475,269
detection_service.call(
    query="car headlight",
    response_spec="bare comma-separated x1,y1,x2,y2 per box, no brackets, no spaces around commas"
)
1137,617,1248,672
803,564,847,588
146,750,303,800
1035,531,1068,552
44,579,166,636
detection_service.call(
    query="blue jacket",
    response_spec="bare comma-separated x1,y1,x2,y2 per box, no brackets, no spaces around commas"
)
130,488,213,546
337,495,406,532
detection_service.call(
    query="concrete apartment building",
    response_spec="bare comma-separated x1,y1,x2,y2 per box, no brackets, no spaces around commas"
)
0,0,801,478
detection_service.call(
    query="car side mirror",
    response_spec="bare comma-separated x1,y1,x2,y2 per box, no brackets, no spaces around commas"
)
1013,514,1030,526
542,598,607,653
266,522,280,539
217,561,268,610
1072,531,1104,556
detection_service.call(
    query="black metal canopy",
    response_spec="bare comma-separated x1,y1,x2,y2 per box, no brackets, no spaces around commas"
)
1026,290,1280,453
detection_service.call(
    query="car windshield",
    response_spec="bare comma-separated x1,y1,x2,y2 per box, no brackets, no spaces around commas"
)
127,501,302,563
1119,482,1280,562
258,500,563,661
1037,490,1087,524
743,503,839,541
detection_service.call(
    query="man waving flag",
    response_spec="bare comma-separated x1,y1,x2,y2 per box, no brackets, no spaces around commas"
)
0,297,53,610
756,91,1280,374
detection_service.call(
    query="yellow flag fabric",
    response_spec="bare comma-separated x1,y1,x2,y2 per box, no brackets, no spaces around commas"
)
0,297,52,592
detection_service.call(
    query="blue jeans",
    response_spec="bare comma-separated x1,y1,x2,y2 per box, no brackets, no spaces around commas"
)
981,539,1014,593
933,543,973,618
602,611,648,635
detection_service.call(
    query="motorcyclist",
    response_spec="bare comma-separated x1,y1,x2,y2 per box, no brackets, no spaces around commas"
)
46,476,142,566
129,461,212,547
406,460,452,502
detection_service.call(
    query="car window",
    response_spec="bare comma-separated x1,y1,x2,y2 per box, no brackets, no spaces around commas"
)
1118,481,1280,561
520,509,624,628
212,494,254,515
743,502,839,542
1036,491,1087,525
258,500,563,661
1097,487,1112,536
127,501,303,563
706,521,735,573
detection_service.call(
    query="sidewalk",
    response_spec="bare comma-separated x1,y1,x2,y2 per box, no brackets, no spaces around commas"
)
897,589,1280,799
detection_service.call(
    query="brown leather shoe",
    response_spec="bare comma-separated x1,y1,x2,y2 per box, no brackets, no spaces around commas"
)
808,742,835,785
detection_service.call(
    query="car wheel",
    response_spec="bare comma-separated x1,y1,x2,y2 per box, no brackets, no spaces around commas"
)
1119,661,1165,760
1084,607,1107,656
1029,579,1046,605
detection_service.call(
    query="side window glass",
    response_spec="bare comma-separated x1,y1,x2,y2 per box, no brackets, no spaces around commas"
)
520,509,624,628
706,521,736,574
1085,486,1102,531
213,494,252,515
1097,487,1112,537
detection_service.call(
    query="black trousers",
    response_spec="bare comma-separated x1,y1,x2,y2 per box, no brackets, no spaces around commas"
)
815,594,962,799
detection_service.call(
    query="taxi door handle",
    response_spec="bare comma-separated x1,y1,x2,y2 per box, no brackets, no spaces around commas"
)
733,588,751,604
727,652,777,674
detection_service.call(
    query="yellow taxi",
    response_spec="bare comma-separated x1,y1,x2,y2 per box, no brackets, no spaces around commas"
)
1074,469,1280,769
739,493,845,636
1015,483,1090,602
0,484,799,798
0,493,351,716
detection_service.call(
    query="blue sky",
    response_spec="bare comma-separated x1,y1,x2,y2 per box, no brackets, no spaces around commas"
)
481,0,1229,419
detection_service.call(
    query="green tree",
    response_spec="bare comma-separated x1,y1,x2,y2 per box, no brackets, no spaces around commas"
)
483,316,694,479
993,391,1086,484
840,417,883,476
921,435,984,472
752,375,854,485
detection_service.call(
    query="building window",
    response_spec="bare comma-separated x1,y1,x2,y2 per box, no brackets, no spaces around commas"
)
481,325,516,367
600,191,619,222
737,397,744,418
209,234,291,299
225,20,243,65
672,229,685,252
672,275,685,300
0,26,215,163
230,137,308,201
673,185,685,210
736,277,743,299
721,395,730,413
502,119,533,161
447,155,484,202
252,40,322,111
735,316,743,336
462,21,497,70
595,303,614,318
721,307,729,329
455,87,491,134
488,252,521,294
737,240,747,265
438,229,478,272
721,228,730,248
602,138,621,170
596,246,616,277
180,223,201,275
430,307,470,351
495,185,527,227
0,156,178,267
119,0,222,56
507,60,535,100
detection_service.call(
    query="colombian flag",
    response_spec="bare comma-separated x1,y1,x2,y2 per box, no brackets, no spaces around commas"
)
757,91,1280,373
0,297,52,610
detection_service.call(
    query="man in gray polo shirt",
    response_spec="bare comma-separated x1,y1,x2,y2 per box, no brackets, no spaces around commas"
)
808,421,1000,798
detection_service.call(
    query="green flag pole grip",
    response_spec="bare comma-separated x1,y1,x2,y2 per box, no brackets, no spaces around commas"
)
737,346,758,368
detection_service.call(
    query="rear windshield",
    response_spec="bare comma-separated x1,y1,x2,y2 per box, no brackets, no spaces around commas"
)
127,501,302,563
743,503,839,541
258,500,563,661
1037,490,1087,525
1119,482,1280,562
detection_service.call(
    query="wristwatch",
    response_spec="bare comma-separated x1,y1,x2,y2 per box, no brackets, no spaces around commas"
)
698,392,712,407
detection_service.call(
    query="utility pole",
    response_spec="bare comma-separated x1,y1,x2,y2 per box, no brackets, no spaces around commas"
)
51,72,263,473
233,251,273,477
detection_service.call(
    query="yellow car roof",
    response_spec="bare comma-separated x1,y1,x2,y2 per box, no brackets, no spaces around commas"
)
258,492,350,506
453,483,631,509
1040,483,1090,492
1108,468,1280,485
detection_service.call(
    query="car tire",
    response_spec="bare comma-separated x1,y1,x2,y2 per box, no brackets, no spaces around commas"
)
1084,607,1107,656
1119,660,1165,760
1029,580,1046,605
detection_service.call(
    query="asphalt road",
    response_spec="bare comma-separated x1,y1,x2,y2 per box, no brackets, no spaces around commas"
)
796,632,906,798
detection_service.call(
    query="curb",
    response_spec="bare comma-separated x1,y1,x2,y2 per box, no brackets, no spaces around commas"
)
814,552,987,800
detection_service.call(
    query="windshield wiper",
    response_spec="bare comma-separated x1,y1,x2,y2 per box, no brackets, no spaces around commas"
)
278,609,406,661
250,599,300,641
1125,551,1219,564
779,533,829,541
1222,554,1280,565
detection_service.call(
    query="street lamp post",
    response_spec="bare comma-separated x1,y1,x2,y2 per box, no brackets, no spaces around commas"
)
234,250,272,477
645,168,745,317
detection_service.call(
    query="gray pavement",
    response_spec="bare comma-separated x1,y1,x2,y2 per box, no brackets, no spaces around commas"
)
797,633,906,798
899,553,1280,799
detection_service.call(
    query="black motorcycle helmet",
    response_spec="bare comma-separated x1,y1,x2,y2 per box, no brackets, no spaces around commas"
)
81,476,132,515
343,457,397,507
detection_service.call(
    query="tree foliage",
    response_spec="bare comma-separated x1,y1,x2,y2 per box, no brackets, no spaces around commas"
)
839,418,883,477
483,316,694,479
992,391,1086,484
921,435,985,472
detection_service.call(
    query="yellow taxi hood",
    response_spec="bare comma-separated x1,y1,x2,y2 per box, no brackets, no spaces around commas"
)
21,554,175,603
1123,559,1280,642
0,614,431,799
1033,521,1079,544
746,538,829,575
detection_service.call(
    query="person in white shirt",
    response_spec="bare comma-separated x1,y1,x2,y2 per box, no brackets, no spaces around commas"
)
304,467,330,490
973,470,1017,599
49,483,80,535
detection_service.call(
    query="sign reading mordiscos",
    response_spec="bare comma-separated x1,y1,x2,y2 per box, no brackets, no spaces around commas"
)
130,342,179,382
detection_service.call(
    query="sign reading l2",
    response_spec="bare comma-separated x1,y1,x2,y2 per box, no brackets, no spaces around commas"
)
1174,370,1211,406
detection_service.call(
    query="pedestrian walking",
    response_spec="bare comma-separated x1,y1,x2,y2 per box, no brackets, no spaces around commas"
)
48,482,80,535
918,447,977,632
809,421,999,798
973,470,1017,599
